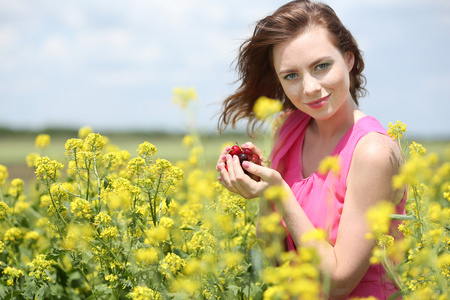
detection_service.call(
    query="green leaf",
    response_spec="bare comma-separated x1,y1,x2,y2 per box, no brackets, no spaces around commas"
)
46,248,69,261
390,213,415,221
165,195,172,207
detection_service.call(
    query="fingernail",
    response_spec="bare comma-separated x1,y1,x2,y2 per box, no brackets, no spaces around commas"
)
242,161,250,168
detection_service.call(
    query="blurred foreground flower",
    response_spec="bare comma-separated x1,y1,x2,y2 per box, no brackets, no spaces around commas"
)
253,96,283,120
35,134,50,150
172,87,197,109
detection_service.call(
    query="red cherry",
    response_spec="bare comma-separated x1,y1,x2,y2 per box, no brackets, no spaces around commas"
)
242,148,253,156
251,154,261,165
237,153,249,163
229,145,242,156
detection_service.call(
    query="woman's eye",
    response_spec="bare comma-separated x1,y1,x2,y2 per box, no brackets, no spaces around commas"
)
316,63,330,71
284,73,298,81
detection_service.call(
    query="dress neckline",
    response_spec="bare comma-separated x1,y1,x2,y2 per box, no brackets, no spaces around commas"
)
296,115,371,180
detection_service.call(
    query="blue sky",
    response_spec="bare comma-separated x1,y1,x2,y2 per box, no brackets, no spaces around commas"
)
1,0,449,138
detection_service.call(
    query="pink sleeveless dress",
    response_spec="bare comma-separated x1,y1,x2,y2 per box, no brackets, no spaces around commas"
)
270,110,405,299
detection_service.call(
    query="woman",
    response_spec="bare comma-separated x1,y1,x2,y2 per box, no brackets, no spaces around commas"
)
216,0,406,299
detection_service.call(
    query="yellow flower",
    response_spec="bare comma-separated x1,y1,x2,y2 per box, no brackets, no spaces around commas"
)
127,157,146,175
65,138,84,157
301,228,327,244
444,184,450,201
258,212,284,235
34,157,64,181
128,286,162,300
253,96,283,120
144,226,169,245
387,120,407,140
83,133,106,152
24,230,40,242
159,216,174,229
94,211,112,227
70,197,92,219
26,153,40,168
376,234,394,249
365,201,395,239
160,252,186,278
409,141,426,157
188,230,217,255
0,201,10,220
62,224,94,250
8,178,24,197
35,134,50,149
172,87,197,109
0,164,8,185
27,254,52,281
100,226,119,240
137,141,157,158
135,247,159,265
182,135,196,148
4,227,22,243
2,266,24,286
263,185,289,203
170,278,201,296
318,155,340,175
78,126,93,139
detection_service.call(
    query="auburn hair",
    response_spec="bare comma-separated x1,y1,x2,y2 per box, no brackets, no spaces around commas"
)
217,0,367,136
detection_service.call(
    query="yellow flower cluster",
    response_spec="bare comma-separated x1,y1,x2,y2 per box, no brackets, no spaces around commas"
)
0,164,8,185
34,157,64,181
253,96,283,120
27,254,52,281
172,87,197,109
318,155,341,175
387,120,407,140
3,266,24,286
128,286,162,300
35,134,50,149
160,252,186,278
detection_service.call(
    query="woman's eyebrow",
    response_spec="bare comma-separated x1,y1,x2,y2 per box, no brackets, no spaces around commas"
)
308,56,331,68
278,56,332,75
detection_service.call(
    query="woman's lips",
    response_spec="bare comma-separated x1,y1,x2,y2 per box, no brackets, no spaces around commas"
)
306,95,329,109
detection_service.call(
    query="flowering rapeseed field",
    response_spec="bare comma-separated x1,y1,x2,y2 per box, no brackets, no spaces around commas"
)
0,89,449,299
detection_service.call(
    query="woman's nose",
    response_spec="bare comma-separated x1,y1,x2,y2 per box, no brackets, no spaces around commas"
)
303,74,321,96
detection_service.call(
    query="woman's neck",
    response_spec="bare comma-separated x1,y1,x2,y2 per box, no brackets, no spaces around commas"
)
312,98,364,141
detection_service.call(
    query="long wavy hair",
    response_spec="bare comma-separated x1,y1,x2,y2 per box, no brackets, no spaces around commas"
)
217,0,367,136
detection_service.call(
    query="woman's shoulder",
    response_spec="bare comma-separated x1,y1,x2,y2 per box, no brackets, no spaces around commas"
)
352,131,402,173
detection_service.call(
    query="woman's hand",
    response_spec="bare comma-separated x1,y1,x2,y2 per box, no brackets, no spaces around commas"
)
216,142,284,199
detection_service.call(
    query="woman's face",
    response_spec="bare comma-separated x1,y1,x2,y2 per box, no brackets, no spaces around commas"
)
273,26,355,120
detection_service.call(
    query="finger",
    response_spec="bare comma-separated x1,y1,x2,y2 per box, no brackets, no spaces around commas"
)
229,155,263,198
217,158,240,194
216,146,232,171
241,142,264,159
241,160,279,184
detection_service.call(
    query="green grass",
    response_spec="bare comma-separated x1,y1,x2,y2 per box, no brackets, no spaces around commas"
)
0,131,267,180
1,131,448,181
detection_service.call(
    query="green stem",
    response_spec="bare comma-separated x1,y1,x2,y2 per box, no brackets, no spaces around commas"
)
85,160,91,201
382,249,402,291
147,191,156,227
48,180,68,229
152,173,163,226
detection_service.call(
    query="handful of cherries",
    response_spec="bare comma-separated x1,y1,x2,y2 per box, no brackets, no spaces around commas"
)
225,144,262,181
